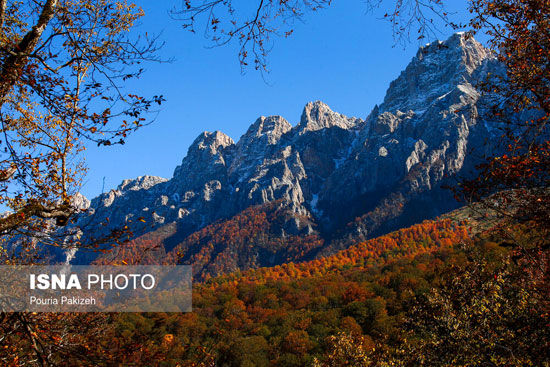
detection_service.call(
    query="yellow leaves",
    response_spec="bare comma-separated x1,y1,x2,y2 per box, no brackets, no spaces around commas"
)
163,333,175,345
0,0,159,235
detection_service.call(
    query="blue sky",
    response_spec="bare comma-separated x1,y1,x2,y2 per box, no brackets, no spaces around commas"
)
81,0,480,199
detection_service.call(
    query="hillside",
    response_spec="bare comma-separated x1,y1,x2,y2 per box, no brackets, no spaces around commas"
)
106,213,547,366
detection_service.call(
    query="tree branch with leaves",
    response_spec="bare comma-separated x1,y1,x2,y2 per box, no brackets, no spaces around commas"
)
0,0,164,239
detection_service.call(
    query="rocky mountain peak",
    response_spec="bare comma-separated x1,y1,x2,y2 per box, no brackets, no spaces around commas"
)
414,32,491,73
244,115,292,145
228,115,292,177
189,130,235,155
298,101,359,133
118,175,168,192
173,130,234,179
445,32,492,73
379,32,494,114
70,192,91,210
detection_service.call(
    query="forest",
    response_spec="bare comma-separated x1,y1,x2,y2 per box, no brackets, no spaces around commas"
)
3,213,547,366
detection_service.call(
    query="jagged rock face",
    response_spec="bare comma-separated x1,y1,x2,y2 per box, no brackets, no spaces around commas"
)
228,115,294,211
316,34,499,236
66,33,502,265
298,101,360,133
379,32,492,114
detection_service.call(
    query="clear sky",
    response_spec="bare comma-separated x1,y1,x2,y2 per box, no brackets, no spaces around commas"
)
80,0,480,199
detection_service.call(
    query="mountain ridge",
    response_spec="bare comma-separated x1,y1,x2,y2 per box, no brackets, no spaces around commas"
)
61,33,503,272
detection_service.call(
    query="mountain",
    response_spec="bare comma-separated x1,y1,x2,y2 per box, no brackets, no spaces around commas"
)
63,33,503,275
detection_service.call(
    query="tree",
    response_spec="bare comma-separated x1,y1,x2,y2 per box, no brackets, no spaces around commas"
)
313,332,374,367
0,0,163,242
0,1,163,365
0,312,116,366
398,242,549,366
457,0,550,250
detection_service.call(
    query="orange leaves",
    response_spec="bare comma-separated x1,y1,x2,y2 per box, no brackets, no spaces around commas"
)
165,202,325,280
154,218,479,366
163,333,175,345
204,219,470,286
